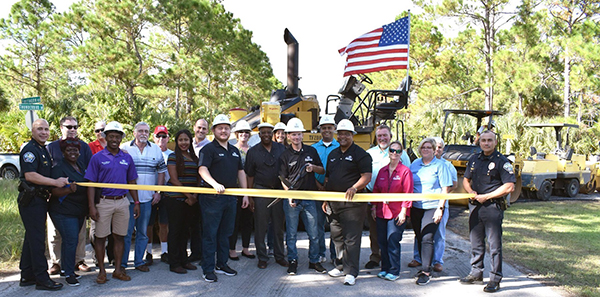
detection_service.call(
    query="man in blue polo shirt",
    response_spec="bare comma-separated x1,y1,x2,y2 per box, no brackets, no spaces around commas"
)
85,121,140,285
198,114,249,283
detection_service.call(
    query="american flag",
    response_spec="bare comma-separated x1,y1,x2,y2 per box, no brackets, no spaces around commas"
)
338,16,410,77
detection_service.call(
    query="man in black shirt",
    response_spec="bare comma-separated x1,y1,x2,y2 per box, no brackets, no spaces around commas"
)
278,118,326,275
324,119,372,286
198,114,249,283
245,122,288,269
460,130,516,293
18,119,69,291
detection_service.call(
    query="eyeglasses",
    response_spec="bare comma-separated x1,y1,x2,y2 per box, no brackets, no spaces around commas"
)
63,125,78,130
155,134,168,138
95,128,104,133
389,148,402,154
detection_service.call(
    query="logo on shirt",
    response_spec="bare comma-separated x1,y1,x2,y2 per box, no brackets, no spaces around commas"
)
304,156,313,162
120,160,129,166
219,153,225,157
392,175,401,181
23,152,35,163
101,161,110,165
232,152,239,158
289,160,297,167
330,158,336,163
503,162,514,175
344,155,353,161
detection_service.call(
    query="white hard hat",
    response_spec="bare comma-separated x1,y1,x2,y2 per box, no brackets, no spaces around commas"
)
273,122,287,131
232,120,251,132
318,115,336,127
104,121,125,135
257,122,274,129
212,114,231,128
336,119,356,134
285,118,305,133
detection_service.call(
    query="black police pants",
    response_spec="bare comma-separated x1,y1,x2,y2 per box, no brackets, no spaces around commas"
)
329,202,366,277
468,202,503,283
18,195,51,282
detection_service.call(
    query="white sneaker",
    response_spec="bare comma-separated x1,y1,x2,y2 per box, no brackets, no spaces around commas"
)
319,256,327,263
344,274,356,286
328,268,344,277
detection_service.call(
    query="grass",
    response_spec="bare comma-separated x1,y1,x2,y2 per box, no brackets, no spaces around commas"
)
448,200,600,297
0,179,23,274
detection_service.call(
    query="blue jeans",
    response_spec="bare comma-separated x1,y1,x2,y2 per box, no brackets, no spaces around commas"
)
315,200,327,258
49,212,84,277
200,194,237,273
413,203,449,265
283,200,319,263
376,217,406,275
122,201,152,268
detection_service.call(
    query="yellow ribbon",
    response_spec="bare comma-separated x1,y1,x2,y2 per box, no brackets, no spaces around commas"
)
77,182,473,202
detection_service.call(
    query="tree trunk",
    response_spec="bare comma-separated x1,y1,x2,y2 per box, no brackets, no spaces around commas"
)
563,49,570,117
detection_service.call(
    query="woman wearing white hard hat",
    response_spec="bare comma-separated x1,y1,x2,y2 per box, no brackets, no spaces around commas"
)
273,122,288,147
229,120,255,260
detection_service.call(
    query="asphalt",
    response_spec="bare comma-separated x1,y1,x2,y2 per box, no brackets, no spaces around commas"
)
0,227,564,297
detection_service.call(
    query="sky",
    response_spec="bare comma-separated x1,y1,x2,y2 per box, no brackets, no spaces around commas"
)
1,0,422,108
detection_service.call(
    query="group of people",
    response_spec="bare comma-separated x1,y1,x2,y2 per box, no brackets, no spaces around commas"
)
17,113,515,293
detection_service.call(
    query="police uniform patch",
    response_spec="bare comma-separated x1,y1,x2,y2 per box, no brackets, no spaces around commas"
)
23,152,35,163
503,162,514,175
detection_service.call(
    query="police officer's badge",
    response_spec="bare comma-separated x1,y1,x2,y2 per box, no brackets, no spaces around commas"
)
488,162,495,170
23,152,35,163
503,162,514,175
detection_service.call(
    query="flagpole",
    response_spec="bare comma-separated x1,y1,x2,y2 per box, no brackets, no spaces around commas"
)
405,10,411,92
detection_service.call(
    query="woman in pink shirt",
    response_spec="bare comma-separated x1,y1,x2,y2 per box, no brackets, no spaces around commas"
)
371,141,414,281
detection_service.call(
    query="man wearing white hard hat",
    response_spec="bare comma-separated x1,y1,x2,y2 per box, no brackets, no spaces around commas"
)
278,118,326,275
244,122,288,269
85,121,140,284
323,119,372,286
198,114,250,283
311,115,340,263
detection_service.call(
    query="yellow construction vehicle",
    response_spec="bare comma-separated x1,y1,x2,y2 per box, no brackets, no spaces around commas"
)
520,123,591,200
441,109,522,206
232,29,410,150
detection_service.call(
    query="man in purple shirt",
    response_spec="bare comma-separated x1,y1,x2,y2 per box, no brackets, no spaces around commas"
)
85,121,140,284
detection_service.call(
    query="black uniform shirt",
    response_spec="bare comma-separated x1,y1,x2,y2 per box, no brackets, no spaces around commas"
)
49,159,88,217
279,143,322,191
245,142,285,189
198,139,243,188
325,142,372,192
464,150,516,194
20,138,52,188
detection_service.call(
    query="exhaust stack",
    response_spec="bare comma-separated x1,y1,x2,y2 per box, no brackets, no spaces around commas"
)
284,28,299,97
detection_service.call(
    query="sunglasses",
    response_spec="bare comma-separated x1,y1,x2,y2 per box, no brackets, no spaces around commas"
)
155,134,168,138
95,128,104,133
63,125,78,130
389,148,402,154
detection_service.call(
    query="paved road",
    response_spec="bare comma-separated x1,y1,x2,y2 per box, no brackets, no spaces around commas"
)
0,227,564,297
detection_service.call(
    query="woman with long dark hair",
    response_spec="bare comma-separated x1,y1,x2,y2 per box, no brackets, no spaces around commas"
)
164,129,200,274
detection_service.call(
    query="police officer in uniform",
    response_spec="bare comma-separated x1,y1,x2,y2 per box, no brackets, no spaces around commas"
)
460,130,515,293
18,119,68,290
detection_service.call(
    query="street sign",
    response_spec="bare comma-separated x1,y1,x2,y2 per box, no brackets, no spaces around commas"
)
19,103,44,110
21,96,41,103
25,110,39,130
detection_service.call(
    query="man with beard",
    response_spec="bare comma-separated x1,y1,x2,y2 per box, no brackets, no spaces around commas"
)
198,114,249,282
18,119,69,291
244,122,288,269
311,115,339,263
120,122,167,272
324,119,372,286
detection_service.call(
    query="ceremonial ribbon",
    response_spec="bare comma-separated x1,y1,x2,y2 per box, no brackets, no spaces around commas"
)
78,182,473,202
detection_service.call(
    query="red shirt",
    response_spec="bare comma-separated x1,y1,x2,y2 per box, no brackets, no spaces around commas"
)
89,140,105,155
372,163,414,219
